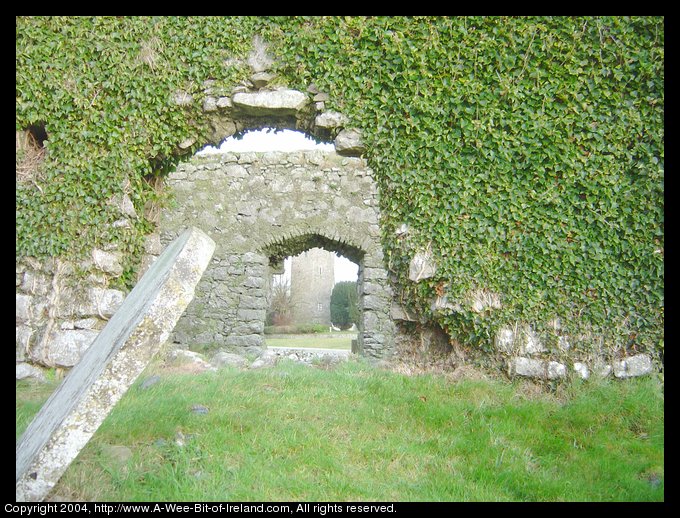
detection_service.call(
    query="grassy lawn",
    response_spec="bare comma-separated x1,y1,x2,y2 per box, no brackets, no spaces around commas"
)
16,360,664,502
265,333,354,350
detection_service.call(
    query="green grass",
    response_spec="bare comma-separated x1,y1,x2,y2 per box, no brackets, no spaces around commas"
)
265,333,354,350
16,361,664,502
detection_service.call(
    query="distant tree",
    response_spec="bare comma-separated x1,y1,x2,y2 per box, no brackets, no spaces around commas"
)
330,281,359,330
267,276,295,326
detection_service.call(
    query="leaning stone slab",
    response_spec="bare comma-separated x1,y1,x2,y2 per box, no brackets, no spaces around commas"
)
16,227,215,502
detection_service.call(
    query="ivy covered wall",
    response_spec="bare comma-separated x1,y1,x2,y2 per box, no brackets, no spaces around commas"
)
16,17,664,359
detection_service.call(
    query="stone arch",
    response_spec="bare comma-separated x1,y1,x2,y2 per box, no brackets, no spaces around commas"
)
261,230,387,354
170,43,365,162
157,36,395,359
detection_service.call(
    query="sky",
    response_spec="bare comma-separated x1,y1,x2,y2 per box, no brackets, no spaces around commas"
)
197,128,335,153
198,129,358,283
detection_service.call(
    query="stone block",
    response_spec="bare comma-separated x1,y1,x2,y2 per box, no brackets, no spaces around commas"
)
362,294,384,311
409,249,437,281
108,194,137,219
43,329,100,367
468,289,502,313
208,117,237,142
216,97,232,109
232,89,309,116
592,359,613,378
250,350,277,369
431,294,463,315
172,90,193,106
521,326,546,355
21,271,50,296
143,234,162,256
16,363,46,382
203,96,218,112
236,308,264,322
79,288,125,318
16,294,32,323
232,321,264,335
495,327,516,354
613,354,653,378
247,35,274,73
509,357,566,380
250,71,277,88
547,361,567,379
315,111,348,129
239,295,268,310
92,249,124,276
179,136,197,149
74,318,100,330
16,326,33,361
334,129,366,156
558,336,571,351
225,334,264,349
573,362,590,380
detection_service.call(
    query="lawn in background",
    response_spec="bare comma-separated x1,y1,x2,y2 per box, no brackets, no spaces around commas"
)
265,332,354,350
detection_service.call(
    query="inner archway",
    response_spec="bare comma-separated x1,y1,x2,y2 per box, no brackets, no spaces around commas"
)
267,249,359,329
264,235,363,352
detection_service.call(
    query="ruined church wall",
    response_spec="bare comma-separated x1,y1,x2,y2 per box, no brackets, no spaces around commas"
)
160,150,396,358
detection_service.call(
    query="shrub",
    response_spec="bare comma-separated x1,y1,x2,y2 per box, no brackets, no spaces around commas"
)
330,281,359,330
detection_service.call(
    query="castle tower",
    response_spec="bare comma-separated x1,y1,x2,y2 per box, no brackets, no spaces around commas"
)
290,248,335,326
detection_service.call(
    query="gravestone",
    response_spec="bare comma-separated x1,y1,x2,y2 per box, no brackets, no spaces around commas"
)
16,227,216,502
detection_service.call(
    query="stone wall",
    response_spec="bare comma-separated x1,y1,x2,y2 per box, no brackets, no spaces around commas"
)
16,256,126,378
15,32,657,381
160,150,396,358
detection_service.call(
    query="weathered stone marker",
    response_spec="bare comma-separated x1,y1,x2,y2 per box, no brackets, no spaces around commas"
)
16,227,216,502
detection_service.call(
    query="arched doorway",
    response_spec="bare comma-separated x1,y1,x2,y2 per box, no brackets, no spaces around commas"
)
155,69,394,359
161,146,395,359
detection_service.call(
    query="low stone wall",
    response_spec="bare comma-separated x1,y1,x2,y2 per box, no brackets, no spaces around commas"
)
497,324,654,381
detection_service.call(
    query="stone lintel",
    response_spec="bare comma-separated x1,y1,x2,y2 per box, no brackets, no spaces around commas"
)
232,89,309,116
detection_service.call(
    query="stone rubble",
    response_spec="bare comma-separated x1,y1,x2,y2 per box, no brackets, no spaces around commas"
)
167,345,351,372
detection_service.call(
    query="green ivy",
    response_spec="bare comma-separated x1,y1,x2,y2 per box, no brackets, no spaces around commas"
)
265,16,664,356
16,16,663,355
